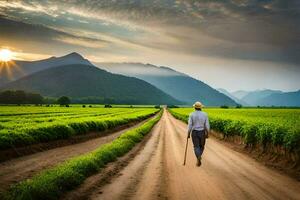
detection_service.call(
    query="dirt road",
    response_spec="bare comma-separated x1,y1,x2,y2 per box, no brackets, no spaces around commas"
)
0,119,150,193
78,110,300,200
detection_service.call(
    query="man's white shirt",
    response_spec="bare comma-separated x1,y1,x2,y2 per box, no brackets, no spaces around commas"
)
188,111,210,133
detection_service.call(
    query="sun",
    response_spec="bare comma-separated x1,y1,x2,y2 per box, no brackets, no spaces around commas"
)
0,49,13,62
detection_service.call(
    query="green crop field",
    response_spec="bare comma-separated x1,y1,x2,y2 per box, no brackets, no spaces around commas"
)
2,110,162,200
0,106,158,150
169,108,300,152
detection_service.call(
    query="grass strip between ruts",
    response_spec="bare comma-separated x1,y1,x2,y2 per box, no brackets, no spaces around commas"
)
3,110,163,200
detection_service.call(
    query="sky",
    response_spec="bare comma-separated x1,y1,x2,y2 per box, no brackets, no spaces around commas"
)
0,0,299,92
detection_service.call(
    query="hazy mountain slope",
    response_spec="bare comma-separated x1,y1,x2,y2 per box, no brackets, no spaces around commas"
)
217,88,248,106
99,63,237,106
255,90,300,107
0,52,92,87
1,64,180,105
241,89,283,105
231,90,250,99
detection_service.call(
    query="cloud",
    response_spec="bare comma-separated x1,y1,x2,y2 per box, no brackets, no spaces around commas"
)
0,16,110,51
0,0,299,65
54,36,107,49
0,1,59,18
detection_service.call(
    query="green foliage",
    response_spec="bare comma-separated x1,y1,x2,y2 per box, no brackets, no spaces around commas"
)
57,96,71,106
0,90,44,104
169,108,300,152
220,105,229,109
0,106,158,150
3,111,162,200
167,105,179,108
236,104,242,108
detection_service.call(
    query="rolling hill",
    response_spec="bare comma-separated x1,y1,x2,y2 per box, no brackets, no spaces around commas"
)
0,64,180,105
0,52,92,87
240,89,283,105
228,89,300,107
231,90,250,99
217,88,249,106
99,63,237,106
254,90,300,107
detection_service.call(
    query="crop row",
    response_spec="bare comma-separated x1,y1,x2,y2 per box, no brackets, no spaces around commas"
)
0,109,139,128
3,110,162,200
169,108,300,153
0,108,158,150
0,107,131,119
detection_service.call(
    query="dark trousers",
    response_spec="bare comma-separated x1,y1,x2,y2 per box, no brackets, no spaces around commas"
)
191,130,206,158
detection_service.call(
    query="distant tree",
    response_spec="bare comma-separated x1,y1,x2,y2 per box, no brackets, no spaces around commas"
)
82,105,86,108
89,105,92,108
236,104,242,108
104,104,112,108
0,90,44,104
155,105,160,109
57,96,71,106
167,105,179,108
44,97,56,104
220,105,229,109
29,93,44,104
14,90,27,103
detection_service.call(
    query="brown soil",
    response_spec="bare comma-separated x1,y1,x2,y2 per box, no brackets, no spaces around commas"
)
211,131,300,180
0,118,151,194
65,109,300,200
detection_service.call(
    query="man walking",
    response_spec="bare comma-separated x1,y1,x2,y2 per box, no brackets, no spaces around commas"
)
187,101,210,166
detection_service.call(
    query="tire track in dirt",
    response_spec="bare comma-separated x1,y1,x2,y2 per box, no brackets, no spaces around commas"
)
166,110,300,200
89,114,166,200
0,118,152,194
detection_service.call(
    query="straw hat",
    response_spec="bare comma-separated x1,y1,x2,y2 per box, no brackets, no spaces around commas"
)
193,101,203,109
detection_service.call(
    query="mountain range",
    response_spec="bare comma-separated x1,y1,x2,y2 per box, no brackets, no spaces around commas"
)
240,89,283,105
0,52,92,87
1,64,180,105
1,52,297,106
218,88,300,107
231,90,250,99
255,90,300,106
98,63,237,106
217,88,249,106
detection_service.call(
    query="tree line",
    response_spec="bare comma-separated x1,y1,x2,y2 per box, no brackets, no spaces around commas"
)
0,90,71,106
0,90,44,104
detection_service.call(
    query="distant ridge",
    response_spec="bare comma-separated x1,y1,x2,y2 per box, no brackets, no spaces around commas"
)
240,89,283,105
98,62,237,106
217,88,248,106
228,89,300,107
1,64,181,105
231,90,249,99
0,52,92,87
256,90,300,107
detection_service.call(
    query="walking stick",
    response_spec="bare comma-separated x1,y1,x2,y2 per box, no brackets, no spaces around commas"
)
183,136,189,165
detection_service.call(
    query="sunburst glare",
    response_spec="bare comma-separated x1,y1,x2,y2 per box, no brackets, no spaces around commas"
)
0,49,14,62
0,49,22,79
